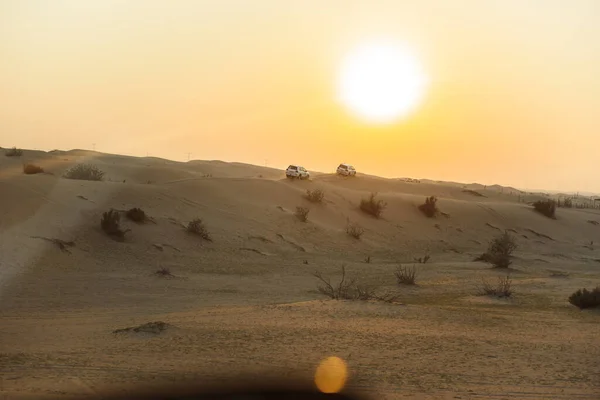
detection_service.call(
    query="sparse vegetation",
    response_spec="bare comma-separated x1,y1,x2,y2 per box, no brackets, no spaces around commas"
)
414,255,430,264
101,209,128,240
23,164,44,174
155,267,174,277
462,189,485,197
558,198,573,208
126,207,147,223
312,265,400,303
568,287,600,309
476,231,517,268
533,199,556,219
478,275,513,298
113,321,170,335
313,265,355,300
418,196,439,218
359,192,386,218
295,206,310,222
346,221,365,239
305,188,325,203
394,265,418,285
364,255,371,264
63,164,105,181
187,218,212,241
5,147,23,157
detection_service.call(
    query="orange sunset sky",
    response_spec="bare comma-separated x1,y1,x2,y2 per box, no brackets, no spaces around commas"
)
1,1,599,192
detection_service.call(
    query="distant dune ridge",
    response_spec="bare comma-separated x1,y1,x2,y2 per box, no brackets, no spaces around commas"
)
1,147,599,399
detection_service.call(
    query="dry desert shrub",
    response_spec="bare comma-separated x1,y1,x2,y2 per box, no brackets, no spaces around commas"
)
533,199,556,218
312,265,400,303
305,188,325,203
64,164,105,181
101,209,128,240
359,192,386,218
187,218,212,241
5,147,23,157
295,206,310,222
346,221,365,239
23,164,44,174
476,231,517,269
478,275,513,298
418,196,438,218
414,255,430,264
568,287,600,309
126,207,147,223
394,265,418,285
313,265,356,300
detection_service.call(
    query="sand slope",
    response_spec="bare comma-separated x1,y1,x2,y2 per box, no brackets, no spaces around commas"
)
1,150,599,399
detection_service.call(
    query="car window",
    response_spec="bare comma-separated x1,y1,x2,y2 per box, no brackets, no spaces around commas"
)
288,165,297,170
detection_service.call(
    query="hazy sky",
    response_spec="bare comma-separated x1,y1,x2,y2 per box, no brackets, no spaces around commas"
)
1,0,599,192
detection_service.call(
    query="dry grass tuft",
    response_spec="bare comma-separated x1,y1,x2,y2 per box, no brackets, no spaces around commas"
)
418,196,439,218
394,265,418,285
187,218,212,241
305,188,325,203
360,192,386,218
478,275,513,298
476,231,517,268
346,221,365,239
312,265,400,303
295,206,310,222
101,209,129,240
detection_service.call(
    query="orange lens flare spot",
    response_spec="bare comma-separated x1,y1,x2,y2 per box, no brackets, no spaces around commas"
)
314,356,348,393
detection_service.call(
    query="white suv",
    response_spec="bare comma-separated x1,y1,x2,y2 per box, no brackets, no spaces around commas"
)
286,165,310,180
336,163,356,177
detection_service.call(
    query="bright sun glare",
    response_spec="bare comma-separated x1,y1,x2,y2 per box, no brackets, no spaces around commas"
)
338,40,428,123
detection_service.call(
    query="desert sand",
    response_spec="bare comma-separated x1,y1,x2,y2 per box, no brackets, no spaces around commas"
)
1,149,599,399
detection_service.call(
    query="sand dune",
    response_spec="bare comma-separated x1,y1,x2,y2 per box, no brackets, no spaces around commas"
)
1,149,599,399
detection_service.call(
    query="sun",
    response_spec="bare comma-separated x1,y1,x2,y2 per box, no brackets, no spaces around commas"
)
337,40,428,123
